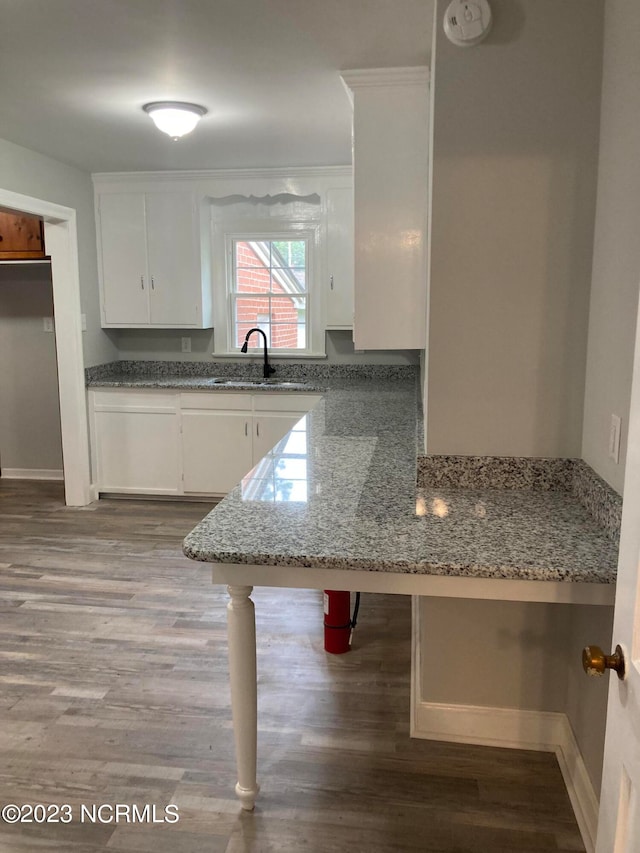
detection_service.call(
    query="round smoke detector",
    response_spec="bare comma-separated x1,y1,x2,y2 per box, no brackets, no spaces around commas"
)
443,0,492,47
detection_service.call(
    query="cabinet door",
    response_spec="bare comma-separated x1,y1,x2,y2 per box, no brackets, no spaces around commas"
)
253,413,304,462
345,74,429,349
94,409,180,493
326,186,354,328
182,411,253,494
146,192,201,327
98,193,149,325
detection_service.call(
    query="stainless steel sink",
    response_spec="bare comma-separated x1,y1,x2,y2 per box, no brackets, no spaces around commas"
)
218,378,308,388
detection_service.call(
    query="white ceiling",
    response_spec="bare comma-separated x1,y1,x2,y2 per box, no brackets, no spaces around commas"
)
1,0,434,174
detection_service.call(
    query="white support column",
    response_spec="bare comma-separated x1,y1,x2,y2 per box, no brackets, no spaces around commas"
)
226,584,260,810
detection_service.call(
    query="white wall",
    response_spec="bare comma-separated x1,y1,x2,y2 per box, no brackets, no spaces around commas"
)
0,265,63,471
426,0,603,457
581,1,640,495
0,137,117,368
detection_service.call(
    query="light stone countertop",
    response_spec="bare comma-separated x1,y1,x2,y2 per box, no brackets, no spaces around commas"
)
179,374,618,585
86,374,327,393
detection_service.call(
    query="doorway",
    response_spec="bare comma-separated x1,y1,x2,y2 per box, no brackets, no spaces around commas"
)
0,261,63,479
0,188,91,505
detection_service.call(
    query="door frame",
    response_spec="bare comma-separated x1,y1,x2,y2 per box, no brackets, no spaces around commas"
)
0,188,91,506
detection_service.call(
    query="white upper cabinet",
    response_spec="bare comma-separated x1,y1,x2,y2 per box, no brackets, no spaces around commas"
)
341,67,430,350
98,193,149,325
94,169,354,340
145,193,203,326
96,190,213,329
325,185,354,329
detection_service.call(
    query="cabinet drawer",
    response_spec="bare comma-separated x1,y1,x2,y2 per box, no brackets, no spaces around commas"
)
252,393,321,413
180,392,252,411
91,390,178,411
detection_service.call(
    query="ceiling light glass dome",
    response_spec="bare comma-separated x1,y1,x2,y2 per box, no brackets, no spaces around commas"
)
143,101,207,140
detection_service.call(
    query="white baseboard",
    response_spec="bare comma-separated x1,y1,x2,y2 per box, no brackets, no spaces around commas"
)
1,468,64,481
555,715,599,853
411,700,598,853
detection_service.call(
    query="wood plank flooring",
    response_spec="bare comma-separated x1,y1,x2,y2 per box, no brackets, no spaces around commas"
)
0,480,585,852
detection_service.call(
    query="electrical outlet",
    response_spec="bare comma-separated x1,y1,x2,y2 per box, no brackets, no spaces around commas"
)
42,317,54,333
609,414,621,463
181,337,192,353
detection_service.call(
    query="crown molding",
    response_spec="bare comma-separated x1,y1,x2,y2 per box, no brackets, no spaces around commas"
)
340,66,430,92
92,165,353,185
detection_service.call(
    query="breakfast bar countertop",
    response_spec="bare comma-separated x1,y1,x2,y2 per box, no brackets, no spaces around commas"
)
180,372,619,587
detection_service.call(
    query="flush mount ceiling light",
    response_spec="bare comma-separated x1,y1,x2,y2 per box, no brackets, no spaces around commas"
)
142,101,207,140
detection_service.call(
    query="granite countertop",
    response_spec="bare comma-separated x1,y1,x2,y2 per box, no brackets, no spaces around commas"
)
180,373,618,586
85,361,617,584
86,371,326,394
88,375,326,392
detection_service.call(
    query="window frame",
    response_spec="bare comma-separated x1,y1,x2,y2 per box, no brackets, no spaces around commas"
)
211,216,324,358
228,233,310,355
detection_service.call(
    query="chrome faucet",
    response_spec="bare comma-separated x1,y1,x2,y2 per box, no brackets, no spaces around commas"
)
240,328,276,379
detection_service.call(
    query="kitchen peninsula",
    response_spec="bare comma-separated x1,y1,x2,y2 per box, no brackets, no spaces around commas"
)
86,360,618,811
159,361,618,811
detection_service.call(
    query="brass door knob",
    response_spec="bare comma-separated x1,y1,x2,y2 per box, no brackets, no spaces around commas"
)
582,644,625,680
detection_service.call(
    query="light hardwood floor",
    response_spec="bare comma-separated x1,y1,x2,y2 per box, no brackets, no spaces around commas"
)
0,480,585,852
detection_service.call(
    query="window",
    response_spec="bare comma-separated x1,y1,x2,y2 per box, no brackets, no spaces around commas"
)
229,237,309,352
210,206,324,357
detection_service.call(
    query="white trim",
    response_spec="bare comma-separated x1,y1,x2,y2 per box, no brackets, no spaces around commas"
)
92,166,353,185
212,216,324,359
410,595,422,738
411,700,598,853
412,699,566,749
207,562,615,605
203,352,328,360
227,233,311,357
556,716,600,853
0,188,92,507
0,189,76,222
1,468,64,481
97,486,182,496
341,66,430,90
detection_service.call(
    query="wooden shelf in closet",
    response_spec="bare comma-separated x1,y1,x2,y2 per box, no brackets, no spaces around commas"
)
0,210,46,259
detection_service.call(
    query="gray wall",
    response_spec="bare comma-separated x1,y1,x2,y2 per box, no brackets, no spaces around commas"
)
0,265,63,471
420,598,571,711
0,137,117,368
419,0,614,801
426,0,603,457
110,328,421,366
419,597,613,795
581,0,640,495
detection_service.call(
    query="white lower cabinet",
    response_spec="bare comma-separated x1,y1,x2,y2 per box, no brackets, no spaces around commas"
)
90,391,181,494
180,392,253,495
252,414,305,461
182,411,253,494
89,389,320,497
